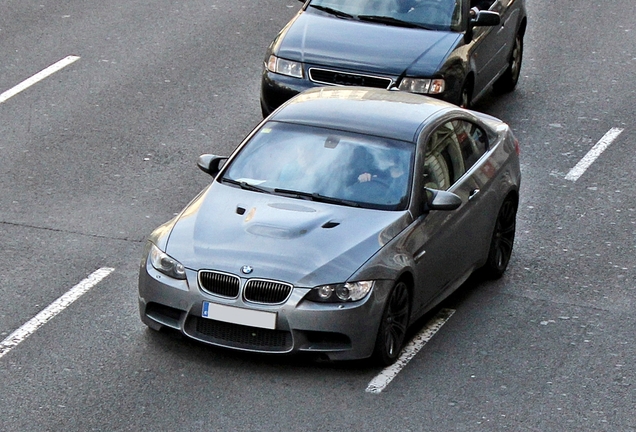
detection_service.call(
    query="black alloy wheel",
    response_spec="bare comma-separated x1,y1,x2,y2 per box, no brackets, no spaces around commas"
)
483,197,517,279
493,32,523,93
373,281,410,365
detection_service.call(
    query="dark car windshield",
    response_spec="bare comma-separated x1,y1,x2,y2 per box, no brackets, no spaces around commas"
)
308,0,463,32
222,121,415,211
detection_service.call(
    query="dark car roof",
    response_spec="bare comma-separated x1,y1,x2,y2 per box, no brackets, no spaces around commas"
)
269,87,456,143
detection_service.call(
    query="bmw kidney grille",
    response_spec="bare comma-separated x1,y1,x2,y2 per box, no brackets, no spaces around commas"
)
198,271,292,304
198,271,240,298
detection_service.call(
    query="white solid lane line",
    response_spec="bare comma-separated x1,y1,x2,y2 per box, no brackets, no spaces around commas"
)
366,308,455,394
565,127,624,182
0,55,80,104
0,267,114,360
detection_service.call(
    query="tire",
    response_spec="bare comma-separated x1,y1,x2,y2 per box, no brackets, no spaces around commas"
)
373,281,411,366
459,80,472,109
493,32,523,93
482,197,517,279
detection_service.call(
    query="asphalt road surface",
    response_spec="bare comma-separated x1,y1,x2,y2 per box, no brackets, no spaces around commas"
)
1,0,635,430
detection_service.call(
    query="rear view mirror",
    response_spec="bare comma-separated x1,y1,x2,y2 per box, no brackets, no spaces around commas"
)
197,154,228,177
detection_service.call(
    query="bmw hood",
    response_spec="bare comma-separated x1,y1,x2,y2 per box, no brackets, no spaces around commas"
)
274,11,463,77
164,183,411,287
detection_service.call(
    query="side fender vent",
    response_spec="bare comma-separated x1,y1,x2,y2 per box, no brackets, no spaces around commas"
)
322,221,340,229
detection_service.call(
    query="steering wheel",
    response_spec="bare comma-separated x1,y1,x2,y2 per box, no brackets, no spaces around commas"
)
345,176,391,203
368,176,391,189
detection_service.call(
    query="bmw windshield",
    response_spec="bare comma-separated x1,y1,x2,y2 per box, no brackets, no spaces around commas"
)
221,121,415,211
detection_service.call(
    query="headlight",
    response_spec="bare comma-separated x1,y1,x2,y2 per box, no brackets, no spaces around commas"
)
306,281,375,303
266,55,304,78
149,243,186,280
398,78,445,94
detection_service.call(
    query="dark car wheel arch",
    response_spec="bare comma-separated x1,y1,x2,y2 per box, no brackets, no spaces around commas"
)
373,278,413,365
481,192,518,279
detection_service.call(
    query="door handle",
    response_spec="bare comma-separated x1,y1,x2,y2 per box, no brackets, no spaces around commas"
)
469,188,480,200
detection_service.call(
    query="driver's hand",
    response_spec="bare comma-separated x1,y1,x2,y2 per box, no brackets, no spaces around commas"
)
358,173,374,182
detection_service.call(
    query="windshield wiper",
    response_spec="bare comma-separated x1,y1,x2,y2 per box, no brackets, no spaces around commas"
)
309,4,355,19
274,188,359,207
357,15,434,30
222,178,271,194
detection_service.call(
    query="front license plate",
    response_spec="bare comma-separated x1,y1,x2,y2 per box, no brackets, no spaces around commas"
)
201,302,277,330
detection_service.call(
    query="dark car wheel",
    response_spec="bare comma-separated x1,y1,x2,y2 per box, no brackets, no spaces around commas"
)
373,280,410,365
493,32,523,93
459,80,472,109
483,197,517,279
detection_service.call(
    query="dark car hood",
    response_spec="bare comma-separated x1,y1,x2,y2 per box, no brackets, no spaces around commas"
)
165,183,411,287
274,11,463,76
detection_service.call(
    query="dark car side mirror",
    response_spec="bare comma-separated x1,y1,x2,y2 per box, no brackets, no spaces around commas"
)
465,9,501,43
197,154,228,177
471,10,501,27
424,188,462,211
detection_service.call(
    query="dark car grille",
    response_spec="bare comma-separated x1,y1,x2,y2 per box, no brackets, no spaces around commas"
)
309,68,393,89
188,317,292,352
198,271,240,298
244,279,292,304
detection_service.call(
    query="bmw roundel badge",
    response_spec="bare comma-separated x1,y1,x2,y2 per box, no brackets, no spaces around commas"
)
241,265,253,275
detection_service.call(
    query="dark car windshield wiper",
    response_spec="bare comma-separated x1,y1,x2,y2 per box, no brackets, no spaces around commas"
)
222,177,271,194
357,15,434,30
274,188,359,207
309,4,355,19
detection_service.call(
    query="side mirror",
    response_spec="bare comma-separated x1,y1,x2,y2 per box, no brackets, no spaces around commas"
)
197,154,228,177
471,10,500,27
424,188,462,211
465,9,500,43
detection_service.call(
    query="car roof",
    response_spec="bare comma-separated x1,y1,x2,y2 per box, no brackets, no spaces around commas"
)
269,87,457,143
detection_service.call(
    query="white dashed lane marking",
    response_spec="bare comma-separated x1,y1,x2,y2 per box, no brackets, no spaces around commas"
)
565,127,624,182
366,308,455,394
0,267,114,360
0,55,80,104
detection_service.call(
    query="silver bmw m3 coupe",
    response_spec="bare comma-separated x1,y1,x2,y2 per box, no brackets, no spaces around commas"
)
138,87,521,365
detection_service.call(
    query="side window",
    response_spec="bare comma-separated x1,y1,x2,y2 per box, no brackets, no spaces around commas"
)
451,120,488,171
423,122,465,190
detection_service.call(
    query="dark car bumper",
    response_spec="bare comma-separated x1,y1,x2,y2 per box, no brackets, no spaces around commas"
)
260,70,320,117
261,67,465,116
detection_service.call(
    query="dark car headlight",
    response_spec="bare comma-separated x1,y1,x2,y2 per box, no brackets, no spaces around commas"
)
266,54,304,78
306,281,374,303
149,243,186,280
398,78,445,95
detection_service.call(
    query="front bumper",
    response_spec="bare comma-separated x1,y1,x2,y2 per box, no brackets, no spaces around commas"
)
260,70,319,117
138,257,393,361
260,67,463,117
